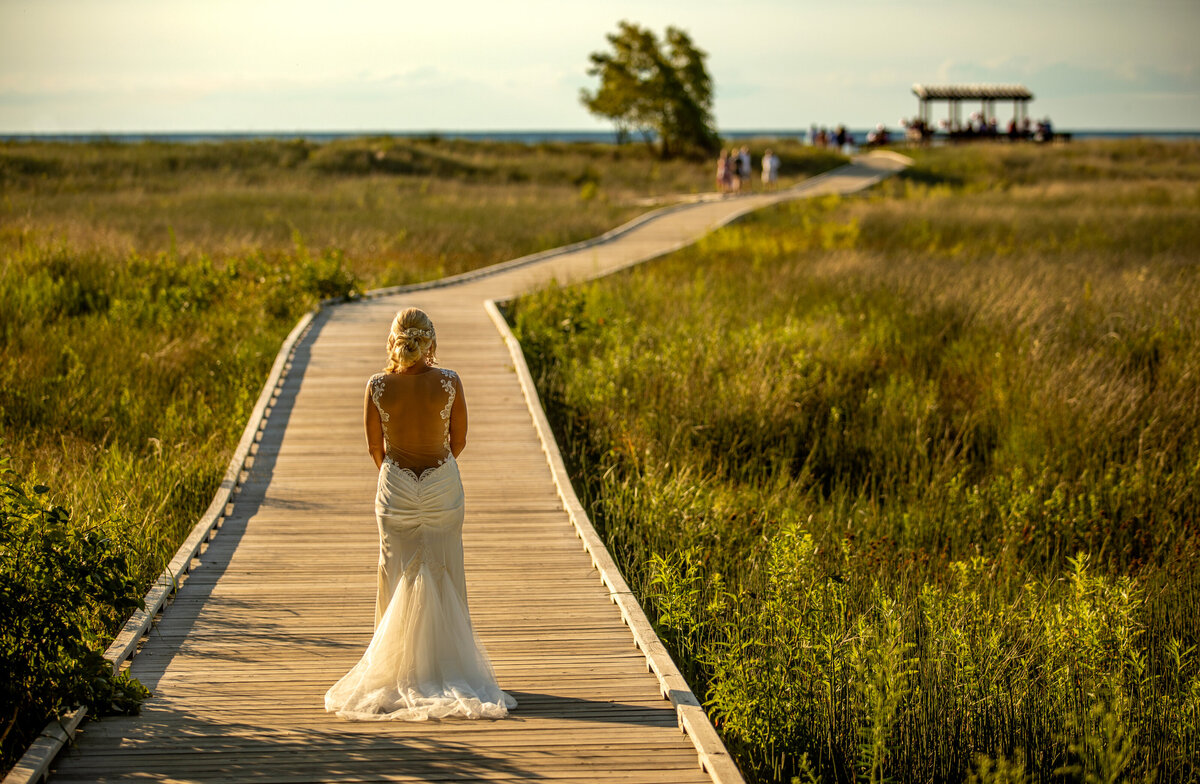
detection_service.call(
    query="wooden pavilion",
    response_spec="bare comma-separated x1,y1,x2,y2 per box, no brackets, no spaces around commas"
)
912,83,1033,130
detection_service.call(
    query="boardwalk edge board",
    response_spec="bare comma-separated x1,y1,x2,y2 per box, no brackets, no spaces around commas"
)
344,153,874,304
5,313,315,784
360,198,702,301
484,300,746,784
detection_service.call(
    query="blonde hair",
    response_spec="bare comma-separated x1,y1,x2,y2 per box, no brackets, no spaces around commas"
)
385,307,437,372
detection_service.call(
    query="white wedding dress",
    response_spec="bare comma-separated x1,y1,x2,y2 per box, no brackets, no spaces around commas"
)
324,368,516,721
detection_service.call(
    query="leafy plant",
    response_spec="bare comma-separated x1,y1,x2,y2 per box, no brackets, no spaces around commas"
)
0,452,149,768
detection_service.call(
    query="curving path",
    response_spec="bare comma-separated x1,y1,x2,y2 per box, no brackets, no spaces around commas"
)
45,153,907,783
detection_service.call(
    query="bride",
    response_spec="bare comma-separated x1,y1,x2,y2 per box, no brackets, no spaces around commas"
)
325,307,516,721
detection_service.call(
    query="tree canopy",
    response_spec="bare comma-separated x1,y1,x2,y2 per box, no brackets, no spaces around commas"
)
581,21,720,159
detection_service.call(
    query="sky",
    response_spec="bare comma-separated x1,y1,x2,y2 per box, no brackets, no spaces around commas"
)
1,0,1197,133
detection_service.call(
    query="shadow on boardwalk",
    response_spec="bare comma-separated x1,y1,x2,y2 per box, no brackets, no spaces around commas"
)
131,313,351,687
56,713,538,782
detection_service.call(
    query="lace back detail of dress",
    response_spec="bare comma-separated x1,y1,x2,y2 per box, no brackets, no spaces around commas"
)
370,370,457,473
369,373,389,423
437,369,456,453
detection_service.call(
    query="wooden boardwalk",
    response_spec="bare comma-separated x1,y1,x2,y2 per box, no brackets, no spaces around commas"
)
46,155,906,784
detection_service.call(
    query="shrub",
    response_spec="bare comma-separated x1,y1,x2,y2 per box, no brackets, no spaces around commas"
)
0,451,149,770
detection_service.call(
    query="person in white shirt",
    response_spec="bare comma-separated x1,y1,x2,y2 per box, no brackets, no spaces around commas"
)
761,149,779,190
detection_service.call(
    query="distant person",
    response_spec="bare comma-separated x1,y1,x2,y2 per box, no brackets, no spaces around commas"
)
1007,118,1018,140
835,125,848,151
729,148,742,193
738,147,752,191
809,124,818,146
761,149,779,190
716,150,730,193
905,117,929,144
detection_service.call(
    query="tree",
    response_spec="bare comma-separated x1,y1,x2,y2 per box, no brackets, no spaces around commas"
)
581,21,720,159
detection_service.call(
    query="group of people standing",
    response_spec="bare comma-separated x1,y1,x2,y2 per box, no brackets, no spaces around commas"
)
901,114,1058,143
810,125,851,150
716,146,780,194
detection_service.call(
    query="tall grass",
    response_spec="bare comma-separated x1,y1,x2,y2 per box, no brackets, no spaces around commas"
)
508,140,1200,783
1,136,838,283
0,135,841,580
0,136,846,772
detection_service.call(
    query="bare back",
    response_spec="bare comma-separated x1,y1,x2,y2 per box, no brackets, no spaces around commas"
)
365,368,466,474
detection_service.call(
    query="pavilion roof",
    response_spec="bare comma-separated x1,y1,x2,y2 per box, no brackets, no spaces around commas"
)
912,83,1033,100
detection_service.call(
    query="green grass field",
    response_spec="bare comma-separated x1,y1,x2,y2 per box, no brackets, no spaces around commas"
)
0,135,843,771
508,140,1200,783
0,135,843,592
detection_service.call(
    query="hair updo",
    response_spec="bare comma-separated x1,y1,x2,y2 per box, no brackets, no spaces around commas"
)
385,307,437,372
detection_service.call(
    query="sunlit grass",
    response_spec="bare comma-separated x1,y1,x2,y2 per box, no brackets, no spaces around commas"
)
508,140,1200,783
1,136,841,283
0,135,845,771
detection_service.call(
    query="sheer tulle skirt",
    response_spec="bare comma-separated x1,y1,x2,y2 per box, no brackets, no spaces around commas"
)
324,456,516,720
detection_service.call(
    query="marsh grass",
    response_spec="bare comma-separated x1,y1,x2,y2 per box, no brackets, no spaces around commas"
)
0,135,845,771
1,136,837,283
509,140,1200,783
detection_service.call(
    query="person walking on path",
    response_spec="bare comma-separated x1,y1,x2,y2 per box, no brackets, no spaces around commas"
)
739,147,752,192
761,149,779,190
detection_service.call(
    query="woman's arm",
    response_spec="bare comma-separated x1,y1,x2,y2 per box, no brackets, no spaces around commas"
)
449,373,468,458
364,384,385,469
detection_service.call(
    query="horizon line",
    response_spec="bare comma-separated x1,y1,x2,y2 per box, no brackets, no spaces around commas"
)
3,126,1199,136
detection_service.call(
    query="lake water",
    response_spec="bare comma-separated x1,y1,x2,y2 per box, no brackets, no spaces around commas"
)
2,129,1198,145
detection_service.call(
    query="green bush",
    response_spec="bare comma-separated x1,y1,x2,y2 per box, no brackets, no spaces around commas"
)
0,453,149,768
